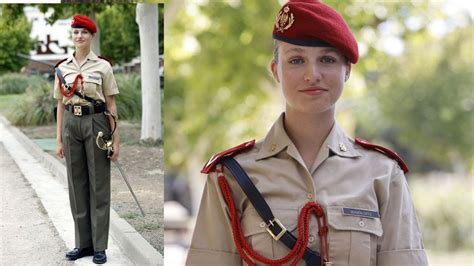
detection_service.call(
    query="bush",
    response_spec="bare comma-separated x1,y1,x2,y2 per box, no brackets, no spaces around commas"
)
115,73,142,120
8,78,56,126
0,73,38,95
411,175,474,251
7,73,142,126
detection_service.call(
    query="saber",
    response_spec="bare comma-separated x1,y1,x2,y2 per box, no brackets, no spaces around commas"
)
96,131,145,217
113,160,146,217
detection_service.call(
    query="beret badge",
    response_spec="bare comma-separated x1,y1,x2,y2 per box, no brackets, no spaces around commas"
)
275,6,294,33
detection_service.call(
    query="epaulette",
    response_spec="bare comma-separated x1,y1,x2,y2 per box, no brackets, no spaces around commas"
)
201,140,256,174
355,138,409,173
98,56,113,66
54,58,68,68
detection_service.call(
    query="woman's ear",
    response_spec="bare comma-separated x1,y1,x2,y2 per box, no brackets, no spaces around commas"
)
271,59,280,83
344,63,351,82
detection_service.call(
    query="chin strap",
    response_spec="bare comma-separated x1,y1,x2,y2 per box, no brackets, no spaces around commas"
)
216,164,330,266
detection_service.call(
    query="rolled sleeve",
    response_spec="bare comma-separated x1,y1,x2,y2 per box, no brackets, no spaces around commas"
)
377,165,428,265
102,67,119,96
377,249,428,266
186,171,241,266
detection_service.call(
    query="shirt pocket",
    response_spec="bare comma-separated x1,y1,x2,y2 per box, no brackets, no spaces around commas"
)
241,207,298,265
83,73,102,96
327,206,383,266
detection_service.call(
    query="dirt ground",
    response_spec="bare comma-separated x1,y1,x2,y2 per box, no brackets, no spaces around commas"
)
20,121,164,255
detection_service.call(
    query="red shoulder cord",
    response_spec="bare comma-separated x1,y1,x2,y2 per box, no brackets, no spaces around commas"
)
57,73,84,98
216,165,330,266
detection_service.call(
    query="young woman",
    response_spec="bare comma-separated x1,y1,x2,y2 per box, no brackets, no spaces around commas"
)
187,1,428,265
54,14,119,264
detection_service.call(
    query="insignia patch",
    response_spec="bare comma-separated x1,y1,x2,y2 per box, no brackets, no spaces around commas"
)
275,6,294,33
342,208,380,219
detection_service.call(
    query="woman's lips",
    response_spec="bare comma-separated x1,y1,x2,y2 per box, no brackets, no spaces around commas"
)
299,87,328,95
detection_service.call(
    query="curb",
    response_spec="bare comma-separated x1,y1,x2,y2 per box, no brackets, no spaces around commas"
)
0,117,163,266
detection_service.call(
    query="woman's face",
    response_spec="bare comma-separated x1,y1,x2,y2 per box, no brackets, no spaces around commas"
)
271,41,350,116
71,28,93,49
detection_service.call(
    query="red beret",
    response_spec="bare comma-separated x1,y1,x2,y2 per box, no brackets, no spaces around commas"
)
272,0,359,64
71,15,97,34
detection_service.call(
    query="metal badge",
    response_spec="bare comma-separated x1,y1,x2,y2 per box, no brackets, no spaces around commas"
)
275,6,294,33
73,105,82,116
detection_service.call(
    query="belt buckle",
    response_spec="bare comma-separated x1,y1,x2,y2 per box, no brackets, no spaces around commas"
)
73,106,82,116
266,218,286,241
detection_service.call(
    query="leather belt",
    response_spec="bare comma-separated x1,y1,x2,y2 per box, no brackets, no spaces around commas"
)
220,156,322,266
65,104,105,116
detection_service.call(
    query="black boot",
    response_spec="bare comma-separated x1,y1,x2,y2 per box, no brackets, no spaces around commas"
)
65,247,94,260
93,250,107,264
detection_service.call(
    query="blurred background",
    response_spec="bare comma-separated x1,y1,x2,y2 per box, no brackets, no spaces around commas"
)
164,0,473,265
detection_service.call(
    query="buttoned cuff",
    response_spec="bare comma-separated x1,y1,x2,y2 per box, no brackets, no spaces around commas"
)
377,249,428,266
186,248,241,266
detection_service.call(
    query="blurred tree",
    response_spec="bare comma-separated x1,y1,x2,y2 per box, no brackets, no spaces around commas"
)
166,0,473,183
375,25,473,173
97,5,140,63
0,5,35,73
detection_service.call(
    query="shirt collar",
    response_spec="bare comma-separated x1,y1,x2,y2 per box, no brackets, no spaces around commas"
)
66,50,99,64
255,112,361,162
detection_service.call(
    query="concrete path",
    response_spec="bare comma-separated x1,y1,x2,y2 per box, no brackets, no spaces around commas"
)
0,119,133,265
0,143,73,265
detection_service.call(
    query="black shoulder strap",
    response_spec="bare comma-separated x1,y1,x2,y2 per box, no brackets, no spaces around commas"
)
220,156,321,266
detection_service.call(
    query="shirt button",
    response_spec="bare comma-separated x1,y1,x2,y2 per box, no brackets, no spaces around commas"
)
309,234,315,242
306,193,313,199
359,220,365,227
259,222,266,228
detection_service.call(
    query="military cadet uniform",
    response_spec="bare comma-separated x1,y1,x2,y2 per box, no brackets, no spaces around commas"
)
187,114,428,265
54,15,119,260
187,0,428,265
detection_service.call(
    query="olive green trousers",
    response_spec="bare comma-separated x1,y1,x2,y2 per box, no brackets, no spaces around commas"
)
62,110,111,251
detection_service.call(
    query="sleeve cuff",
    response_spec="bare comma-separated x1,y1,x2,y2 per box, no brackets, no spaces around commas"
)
186,248,241,266
377,249,428,266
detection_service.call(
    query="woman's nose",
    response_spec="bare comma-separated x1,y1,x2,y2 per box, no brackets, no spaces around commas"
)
303,63,322,84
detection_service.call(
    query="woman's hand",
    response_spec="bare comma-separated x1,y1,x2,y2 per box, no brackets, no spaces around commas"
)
56,142,64,158
109,141,119,161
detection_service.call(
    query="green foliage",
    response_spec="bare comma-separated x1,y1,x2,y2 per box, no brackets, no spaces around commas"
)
165,0,280,169
6,73,140,126
411,176,474,251
0,5,36,73
0,73,31,95
115,73,141,120
8,78,56,126
38,4,164,60
372,25,474,171
97,5,140,64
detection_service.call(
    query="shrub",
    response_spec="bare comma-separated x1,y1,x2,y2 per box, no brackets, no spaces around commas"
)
8,78,56,126
115,73,142,120
0,73,37,95
7,73,142,126
411,175,474,251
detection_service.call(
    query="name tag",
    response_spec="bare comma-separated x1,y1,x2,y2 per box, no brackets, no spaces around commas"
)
87,74,101,81
342,208,380,219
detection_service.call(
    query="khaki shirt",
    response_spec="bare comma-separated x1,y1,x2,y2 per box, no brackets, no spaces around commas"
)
53,51,119,105
187,113,428,266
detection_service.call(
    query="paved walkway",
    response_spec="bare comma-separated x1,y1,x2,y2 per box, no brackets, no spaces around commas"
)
0,119,132,265
0,143,73,265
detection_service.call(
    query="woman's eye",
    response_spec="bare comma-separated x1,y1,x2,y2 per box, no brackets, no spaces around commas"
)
320,56,336,63
289,58,304,64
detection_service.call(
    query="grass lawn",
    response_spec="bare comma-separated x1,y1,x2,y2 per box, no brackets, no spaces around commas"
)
0,93,24,117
